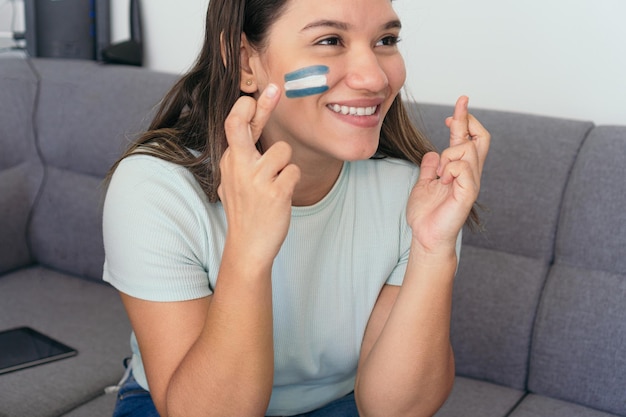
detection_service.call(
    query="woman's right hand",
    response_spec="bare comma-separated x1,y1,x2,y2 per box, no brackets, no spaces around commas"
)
218,84,301,266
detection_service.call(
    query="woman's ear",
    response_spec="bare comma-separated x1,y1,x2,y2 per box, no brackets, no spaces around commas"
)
239,33,258,94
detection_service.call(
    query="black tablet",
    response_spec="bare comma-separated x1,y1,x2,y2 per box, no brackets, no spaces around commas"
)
0,326,78,375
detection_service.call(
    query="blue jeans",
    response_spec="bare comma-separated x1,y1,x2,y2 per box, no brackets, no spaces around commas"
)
112,371,359,417
112,371,160,417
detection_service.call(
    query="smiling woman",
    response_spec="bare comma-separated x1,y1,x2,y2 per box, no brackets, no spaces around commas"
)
102,1,490,416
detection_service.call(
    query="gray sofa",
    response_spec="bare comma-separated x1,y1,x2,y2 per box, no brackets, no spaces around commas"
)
0,57,624,417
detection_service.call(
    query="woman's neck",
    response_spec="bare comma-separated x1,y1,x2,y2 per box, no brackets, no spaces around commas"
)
291,158,344,207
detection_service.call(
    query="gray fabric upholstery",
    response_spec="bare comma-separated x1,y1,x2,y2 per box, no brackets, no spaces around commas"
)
434,377,524,417
530,266,626,415
555,126,626,274
510,394,621,417
0,57,177,417
25,59,176,281
0,58,41,274
529,127,626,416
61,392,117,417
1,56,624,416
450,246,547,389
28,168,106,281
32,59,173,178
0,268,131,417
0,162,41,273
0,58,38,168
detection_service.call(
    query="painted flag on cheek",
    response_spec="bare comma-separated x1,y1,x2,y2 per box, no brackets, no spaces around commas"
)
284,65,329,98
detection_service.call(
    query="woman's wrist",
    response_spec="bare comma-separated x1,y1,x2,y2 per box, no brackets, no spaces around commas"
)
410,237,457,262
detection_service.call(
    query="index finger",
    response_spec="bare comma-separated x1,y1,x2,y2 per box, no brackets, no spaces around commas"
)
249,83,281,140
223,83,281,152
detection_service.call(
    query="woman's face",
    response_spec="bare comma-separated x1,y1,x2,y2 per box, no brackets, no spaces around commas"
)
247,0,406,166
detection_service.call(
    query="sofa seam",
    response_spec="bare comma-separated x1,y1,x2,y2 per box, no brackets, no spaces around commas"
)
503,391,529,417
53,388,115,417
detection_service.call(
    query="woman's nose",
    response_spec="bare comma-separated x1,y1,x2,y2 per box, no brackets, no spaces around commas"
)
344,48,389,92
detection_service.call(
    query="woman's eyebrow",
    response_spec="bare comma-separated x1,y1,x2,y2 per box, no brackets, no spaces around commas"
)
301,20,350,32
301,19,402,32
384,20,402,30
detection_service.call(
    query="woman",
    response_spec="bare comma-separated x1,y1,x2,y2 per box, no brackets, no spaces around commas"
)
103,0,490,416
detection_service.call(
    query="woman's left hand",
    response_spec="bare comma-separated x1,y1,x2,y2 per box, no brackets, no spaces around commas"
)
406,96,491,254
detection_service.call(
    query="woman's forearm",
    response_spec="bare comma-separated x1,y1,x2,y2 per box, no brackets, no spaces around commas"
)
165,242,275,417
355,244,457,417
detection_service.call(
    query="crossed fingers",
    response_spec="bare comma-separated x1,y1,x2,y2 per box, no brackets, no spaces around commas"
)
438,96,490,185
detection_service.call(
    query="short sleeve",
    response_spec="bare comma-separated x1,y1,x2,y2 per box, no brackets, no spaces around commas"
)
102,155,214,301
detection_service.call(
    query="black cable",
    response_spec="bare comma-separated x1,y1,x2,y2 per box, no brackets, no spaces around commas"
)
23,56,48,262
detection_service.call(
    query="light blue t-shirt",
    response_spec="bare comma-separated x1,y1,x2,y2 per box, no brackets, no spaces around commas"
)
103,154,459,415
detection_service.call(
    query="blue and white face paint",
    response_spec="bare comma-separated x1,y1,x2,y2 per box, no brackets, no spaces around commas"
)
284,65,329,98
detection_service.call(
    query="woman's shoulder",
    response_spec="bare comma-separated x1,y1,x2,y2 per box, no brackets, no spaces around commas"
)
111,152,201,193
107,152,213,218
116,151,193,177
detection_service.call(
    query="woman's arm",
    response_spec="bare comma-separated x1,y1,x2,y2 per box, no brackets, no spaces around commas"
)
121,249,275,417
355,253,457,417
119,84,299,417
355,96,490,417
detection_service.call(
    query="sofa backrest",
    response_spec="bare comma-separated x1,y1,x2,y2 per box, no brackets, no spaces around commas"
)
0,58,42,274
410,102,594,390
26,58,178,282
528,126,626,415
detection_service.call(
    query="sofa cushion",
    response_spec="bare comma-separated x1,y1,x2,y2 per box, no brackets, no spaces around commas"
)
450,246,547,390
529,266,626,416
28,167,106,281
0,58,42,274
32,58,177,178
0,267,131,417
0,58,38,170
0,163,42,274
529,126,626,416
60,392,117,417
434,376,524,417
509,394,622,417
554,126,626,274
23,59,178,280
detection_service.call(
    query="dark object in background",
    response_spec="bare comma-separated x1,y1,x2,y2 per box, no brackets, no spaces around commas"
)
102,0,143,66
24,0,111,61
0,327,77,375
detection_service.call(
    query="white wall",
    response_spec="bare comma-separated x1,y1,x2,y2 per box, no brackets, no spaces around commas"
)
393,0,626,125
110,0,209,74
1,0,623,125
109,0,625,126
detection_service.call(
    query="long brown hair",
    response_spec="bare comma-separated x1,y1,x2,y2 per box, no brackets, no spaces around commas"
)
107,0,479,228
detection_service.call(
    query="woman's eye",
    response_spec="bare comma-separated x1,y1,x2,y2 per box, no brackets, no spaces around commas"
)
317,37,342,46
377,36,401,47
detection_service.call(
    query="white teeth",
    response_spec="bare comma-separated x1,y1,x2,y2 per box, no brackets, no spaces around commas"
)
329,104,377,116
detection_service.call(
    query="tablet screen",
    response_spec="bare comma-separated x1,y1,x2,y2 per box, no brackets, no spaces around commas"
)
0,327,77,375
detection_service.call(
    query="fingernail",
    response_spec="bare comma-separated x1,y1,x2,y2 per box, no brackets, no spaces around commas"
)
265,84,278,98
